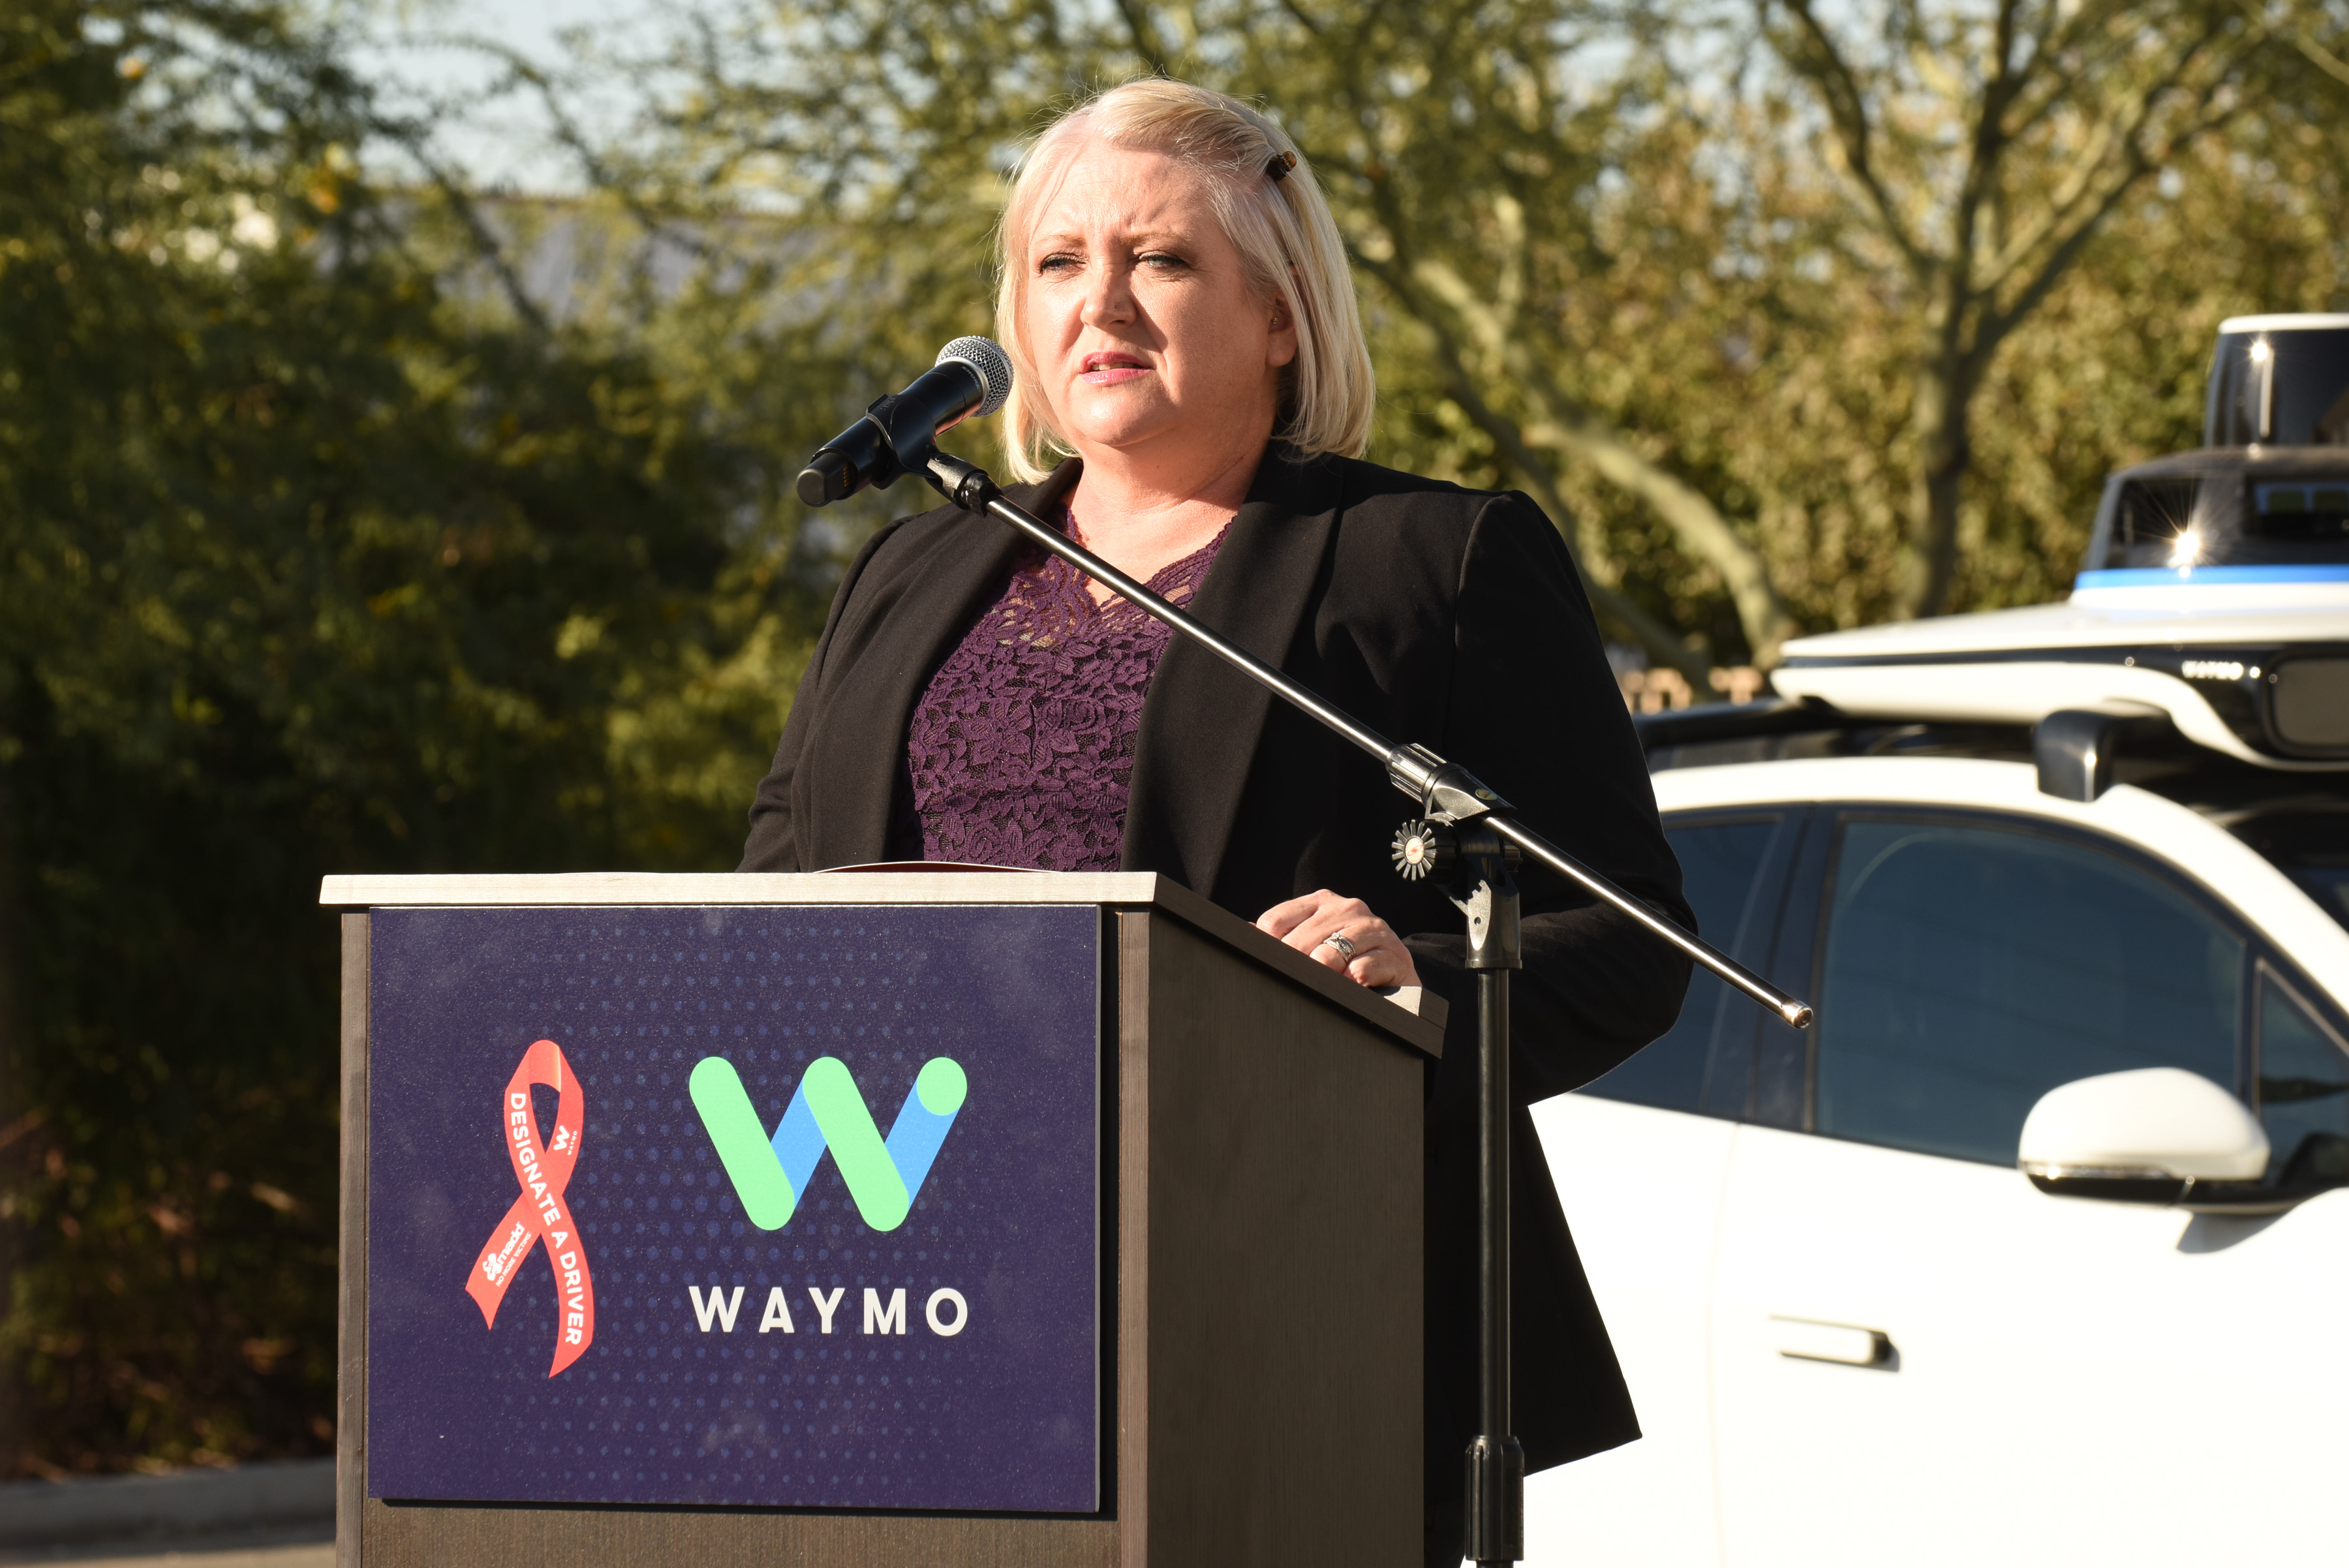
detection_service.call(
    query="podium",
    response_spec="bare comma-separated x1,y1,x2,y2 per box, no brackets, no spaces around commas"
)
320,870,1443,1567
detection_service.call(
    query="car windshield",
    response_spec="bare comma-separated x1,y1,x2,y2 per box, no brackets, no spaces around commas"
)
2100,470,2349,569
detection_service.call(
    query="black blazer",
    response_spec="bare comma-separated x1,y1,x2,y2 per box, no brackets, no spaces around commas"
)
740,449,1692,1471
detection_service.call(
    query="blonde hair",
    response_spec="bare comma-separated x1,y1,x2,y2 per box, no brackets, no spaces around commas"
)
992,78,1375,482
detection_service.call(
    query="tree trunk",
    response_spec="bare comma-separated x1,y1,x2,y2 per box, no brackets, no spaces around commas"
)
1898,352,1973,619
1394,256,1802,666
1522,416,1803,667
0,760,29,1479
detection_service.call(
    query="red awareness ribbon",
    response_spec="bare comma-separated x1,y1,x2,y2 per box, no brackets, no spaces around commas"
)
464,1038,596,1377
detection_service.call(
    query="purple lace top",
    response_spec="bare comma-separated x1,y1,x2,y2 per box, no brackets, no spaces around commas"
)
904,514,1230,870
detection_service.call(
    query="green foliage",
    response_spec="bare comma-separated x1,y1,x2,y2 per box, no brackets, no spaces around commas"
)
570,0,2349,664
0,0,829,1472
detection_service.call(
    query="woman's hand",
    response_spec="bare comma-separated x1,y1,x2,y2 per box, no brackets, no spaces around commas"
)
1256,890,1421,990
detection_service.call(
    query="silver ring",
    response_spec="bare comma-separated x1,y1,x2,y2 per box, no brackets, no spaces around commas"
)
1317,931,1359,962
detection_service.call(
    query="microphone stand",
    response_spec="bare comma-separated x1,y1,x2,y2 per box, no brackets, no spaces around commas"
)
916,448,1813,1568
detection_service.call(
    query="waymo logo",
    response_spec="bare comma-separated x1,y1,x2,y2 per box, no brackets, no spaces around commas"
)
688,1055,967,1233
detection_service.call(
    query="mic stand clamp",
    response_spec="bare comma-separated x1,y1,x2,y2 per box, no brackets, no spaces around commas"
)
926,450,998,513
915,442,1809,1568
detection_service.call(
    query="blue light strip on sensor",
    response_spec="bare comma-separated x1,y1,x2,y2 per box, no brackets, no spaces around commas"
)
2076,564,2349,588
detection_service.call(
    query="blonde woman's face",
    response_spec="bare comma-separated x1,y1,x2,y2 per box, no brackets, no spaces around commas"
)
1019,141,1297,473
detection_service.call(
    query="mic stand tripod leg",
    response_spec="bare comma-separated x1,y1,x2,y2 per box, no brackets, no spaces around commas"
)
1456,831,1524,1568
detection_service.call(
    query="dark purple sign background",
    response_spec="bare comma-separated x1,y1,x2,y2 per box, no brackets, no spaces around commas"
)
366,904,1099,1512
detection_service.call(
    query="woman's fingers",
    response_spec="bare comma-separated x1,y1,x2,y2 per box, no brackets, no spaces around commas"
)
1253,890,1421,989
1346,925,1420,988
1255,891,1329,941
1261,891,1372,957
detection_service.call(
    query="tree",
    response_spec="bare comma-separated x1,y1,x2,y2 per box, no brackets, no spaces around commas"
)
1760,0,2346,617
532,0,1751,674
578,0,2349,656
0,0,828,1472
1184,0,1809,672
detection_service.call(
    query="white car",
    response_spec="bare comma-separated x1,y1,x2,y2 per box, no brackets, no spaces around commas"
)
1526,476,2349,1565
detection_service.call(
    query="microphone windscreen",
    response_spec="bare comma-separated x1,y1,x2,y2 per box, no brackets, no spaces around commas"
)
936,337,1013,419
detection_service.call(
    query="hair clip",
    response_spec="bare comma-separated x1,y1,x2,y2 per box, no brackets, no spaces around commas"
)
1266,149,1297,182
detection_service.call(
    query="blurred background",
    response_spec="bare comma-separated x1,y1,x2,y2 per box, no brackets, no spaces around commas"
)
1,0,2344,1480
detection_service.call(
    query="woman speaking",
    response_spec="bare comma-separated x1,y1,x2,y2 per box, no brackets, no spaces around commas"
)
740,78,1692,1567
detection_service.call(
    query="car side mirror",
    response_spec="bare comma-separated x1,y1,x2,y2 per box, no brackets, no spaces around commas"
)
2019,1068,2273,1208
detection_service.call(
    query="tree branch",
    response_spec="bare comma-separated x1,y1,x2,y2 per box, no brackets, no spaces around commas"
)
2295,26,2349,90
1995,0,2142,144
1773,0,1935,281
1349,249,1719,681
1941,0,2033,352
1402,253,1804,666
1977,83,2242,360
472,38,728,269
393,138,555,337
1111,0,1172,72
1974,19,2242,330
1275,0,1329,40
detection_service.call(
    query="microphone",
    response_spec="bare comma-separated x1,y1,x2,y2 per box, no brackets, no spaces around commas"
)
796,337,1013,508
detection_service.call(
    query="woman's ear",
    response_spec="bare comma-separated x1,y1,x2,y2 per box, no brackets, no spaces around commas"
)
1268,287,1300,369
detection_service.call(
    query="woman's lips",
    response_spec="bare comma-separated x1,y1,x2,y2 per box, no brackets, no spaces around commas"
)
1081,354,1151,385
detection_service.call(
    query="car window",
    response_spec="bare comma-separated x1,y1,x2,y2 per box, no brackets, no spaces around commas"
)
2257,971,2349,1186
2219,807,2349,933
1814,819,2243,1165
1579,816,1781,1114
2289,865,2349,929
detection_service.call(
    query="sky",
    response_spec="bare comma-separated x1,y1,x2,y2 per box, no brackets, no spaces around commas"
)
347,0,660,192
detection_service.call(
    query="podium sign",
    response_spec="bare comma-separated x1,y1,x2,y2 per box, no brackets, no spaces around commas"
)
364,903,1101,1513
329,872,1437,1568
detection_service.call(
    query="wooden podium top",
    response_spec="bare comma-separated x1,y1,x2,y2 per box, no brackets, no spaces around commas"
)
320,869,1444,1056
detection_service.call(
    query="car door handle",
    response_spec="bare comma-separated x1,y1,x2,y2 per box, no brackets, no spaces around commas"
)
1769,1315,1897,1368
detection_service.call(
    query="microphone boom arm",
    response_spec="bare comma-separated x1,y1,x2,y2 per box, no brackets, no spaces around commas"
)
923,450,1813,1028
921,438,1807,1568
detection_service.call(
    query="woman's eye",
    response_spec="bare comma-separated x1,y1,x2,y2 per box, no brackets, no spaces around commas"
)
1139,251,1189,270
1036,253,1079,274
